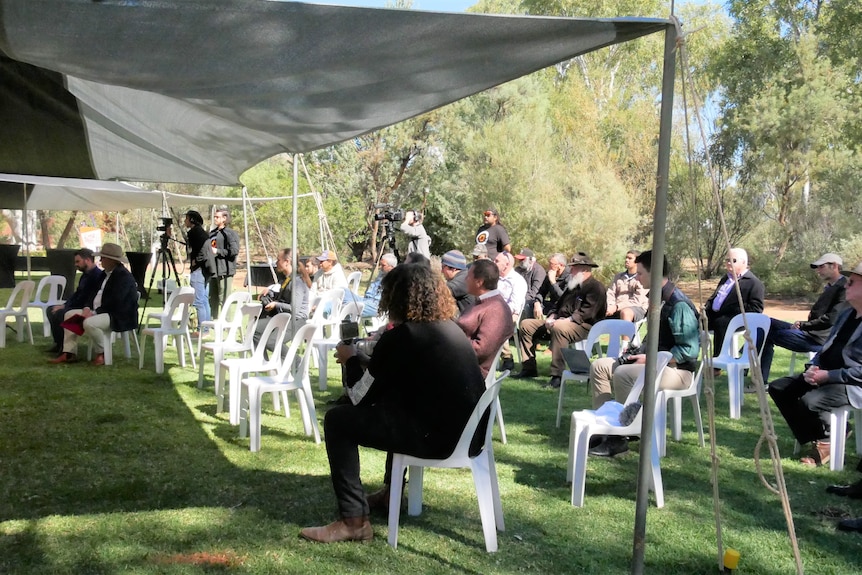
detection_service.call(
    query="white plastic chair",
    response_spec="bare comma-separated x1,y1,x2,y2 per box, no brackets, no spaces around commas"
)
138,287,196,374
655,361,705,457
792,406,862,472
345,270,362,295
388,373,509,553
30,275,67,337
0,280,36,348
239,323,321,451
712,313,770,419
556,319,636,428
567,351,672,508
307,288,345,390
218,312,292,426
146,285,193,353
788,350,817,376
487,344,508,444
313,299,363,391
197,290,253,358
197,302,262,389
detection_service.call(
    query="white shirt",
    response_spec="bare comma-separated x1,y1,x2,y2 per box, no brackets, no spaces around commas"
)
498,269,527,316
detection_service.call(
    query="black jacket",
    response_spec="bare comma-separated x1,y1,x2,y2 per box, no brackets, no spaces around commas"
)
801,276,848,344
446,269,475,315
209,226,240,278
187,223,214,278
65,265,106,312
705,271,765,321
95,264,139,332
550,275,606,327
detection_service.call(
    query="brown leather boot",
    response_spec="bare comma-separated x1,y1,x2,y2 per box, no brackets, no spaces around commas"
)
366,485,391,513
299,516,372,543
800,440,830,467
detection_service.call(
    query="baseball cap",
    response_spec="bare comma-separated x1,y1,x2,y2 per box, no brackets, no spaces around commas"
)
316,250,338,262
810,253,843,268
514,248,534,260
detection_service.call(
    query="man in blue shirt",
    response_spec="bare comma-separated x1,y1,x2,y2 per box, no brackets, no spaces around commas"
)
46,248,105,355
361,254,397,319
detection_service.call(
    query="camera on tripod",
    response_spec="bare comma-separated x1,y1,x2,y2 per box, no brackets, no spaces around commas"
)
157,217,173,233
373,203,403,223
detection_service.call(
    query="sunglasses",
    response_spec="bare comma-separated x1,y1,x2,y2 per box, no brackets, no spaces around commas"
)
725,258,737,264
815,263,832,269
483,211,495,216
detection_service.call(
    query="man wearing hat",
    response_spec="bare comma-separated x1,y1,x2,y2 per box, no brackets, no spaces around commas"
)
515,248,546,320
311,249,348,295
50,243,139,365
759,253,848,381
516,252,606,388
441,250,474,314
768,260,862,467
475,208,510,262
471,243,488,261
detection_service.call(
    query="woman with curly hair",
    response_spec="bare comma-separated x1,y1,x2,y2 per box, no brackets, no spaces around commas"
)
300,263,486,543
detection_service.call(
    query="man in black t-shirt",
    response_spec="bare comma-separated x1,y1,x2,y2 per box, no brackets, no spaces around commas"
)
474,207,511,262
768,261,862,468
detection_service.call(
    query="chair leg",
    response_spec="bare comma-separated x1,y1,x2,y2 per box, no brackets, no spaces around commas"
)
650,425,665,508
571,421,591,507
387,455,409,549
250,386,264,452
103,332,113,366
671,396,683,441
691,395,705,447
155,334,165,374
138,333,148,369
556,375,568,428
470,456,499,552
728,365,744,419
317,346,329,391
830,409,848,472
495,397,507,444
406,465,425,516
655,393,668,458
197,345,207,388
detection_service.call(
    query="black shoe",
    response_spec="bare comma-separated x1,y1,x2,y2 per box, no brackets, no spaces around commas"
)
837,517,862,532
589,437,629,457
513,368,538,379
326,393,351,406
544,376,562,389
500,357,515,372
826,480,862,499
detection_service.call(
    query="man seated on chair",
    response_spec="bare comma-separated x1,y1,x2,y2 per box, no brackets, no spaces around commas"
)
532,252,570,318
587,250,700,457
494,251,527,372
705,247,764,358
605,249,649,352
50,243,139,366
767,261,862,468
456,259,514,378
516,252,606,389
46,248,105,355
254,248,310,356
759,253,848,381
515,248,546,320
441,250,475,314
360,253,397,319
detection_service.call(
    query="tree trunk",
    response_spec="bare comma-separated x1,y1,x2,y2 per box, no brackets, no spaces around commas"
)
38,210,53,249
56,212,78,249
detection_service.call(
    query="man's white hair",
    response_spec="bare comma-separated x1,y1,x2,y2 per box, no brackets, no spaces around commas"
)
551,253,567,266
381,253,397,267
728,248,749,266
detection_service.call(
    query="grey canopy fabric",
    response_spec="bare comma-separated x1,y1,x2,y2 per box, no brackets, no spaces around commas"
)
0,0,669,185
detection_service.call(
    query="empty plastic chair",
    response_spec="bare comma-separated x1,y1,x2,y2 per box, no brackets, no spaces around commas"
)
0,280,36,348
139,287,196,374
31,275,67,337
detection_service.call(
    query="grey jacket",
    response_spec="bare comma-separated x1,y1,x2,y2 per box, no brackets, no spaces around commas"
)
814,307,862,409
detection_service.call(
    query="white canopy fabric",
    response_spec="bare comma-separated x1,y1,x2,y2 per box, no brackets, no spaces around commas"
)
0,174,302,210
0,0,669,185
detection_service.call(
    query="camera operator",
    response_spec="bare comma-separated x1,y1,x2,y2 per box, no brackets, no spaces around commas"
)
185,210,214,333
399,210,431,259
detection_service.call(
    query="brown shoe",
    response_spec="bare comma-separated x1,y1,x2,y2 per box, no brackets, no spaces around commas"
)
49,352,78,364
299,516,372,543
800,440,830,467
91,353,105,366
366,485,390,512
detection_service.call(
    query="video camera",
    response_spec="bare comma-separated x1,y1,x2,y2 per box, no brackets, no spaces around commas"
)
372,203,403,223
157,216,173,233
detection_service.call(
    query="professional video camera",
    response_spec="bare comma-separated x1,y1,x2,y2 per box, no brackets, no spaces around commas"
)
156,216,173,233
372,203,404,222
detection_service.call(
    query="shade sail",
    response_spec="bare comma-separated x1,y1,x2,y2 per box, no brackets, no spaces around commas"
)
0,174,299,210
0,0,669,185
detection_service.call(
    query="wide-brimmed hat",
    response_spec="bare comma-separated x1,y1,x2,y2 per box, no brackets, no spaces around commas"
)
569,252,598,268
811,253,843,268
514,248,534,260
95,242,128,265
316,250,338,262
441,250,467,270
840,262,862,278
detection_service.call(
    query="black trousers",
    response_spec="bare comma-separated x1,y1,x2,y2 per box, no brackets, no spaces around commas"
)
48,305,66,345
768,375,851,444
323,403,454,518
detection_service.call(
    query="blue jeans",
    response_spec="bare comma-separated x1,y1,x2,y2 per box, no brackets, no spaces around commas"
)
761,319,822,382
190,269,211,327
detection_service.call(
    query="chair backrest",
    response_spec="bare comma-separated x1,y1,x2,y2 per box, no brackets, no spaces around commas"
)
718,312,771,360
219,290,253,324
309,288,346,334
33,275,67,305
235,303,264,348
166,287,196,329
622,351,674,406
4,280,36,311
346,271,362,294
163,278,179,302
273,322,317,380
584,319,637,359
250,312,292,364
339,301,364,323
448,372,509,461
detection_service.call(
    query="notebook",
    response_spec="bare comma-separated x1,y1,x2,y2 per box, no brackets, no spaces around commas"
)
561,347,592,374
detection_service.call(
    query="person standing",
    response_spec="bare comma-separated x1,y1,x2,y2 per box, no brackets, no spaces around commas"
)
399,210,431,259
184,210,213,333
208,208,240,318
475,207,511,262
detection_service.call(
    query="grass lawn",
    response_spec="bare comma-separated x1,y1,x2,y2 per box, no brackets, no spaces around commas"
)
2,284,862,574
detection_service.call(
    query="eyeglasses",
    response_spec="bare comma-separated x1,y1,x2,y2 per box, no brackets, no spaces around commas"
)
815,263,832,269
725,258,737,264
483,211,494,216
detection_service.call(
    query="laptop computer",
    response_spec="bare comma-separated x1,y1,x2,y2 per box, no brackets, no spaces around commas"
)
561,347,592,374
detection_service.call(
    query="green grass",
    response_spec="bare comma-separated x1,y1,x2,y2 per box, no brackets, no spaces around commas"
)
2,289,862,574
